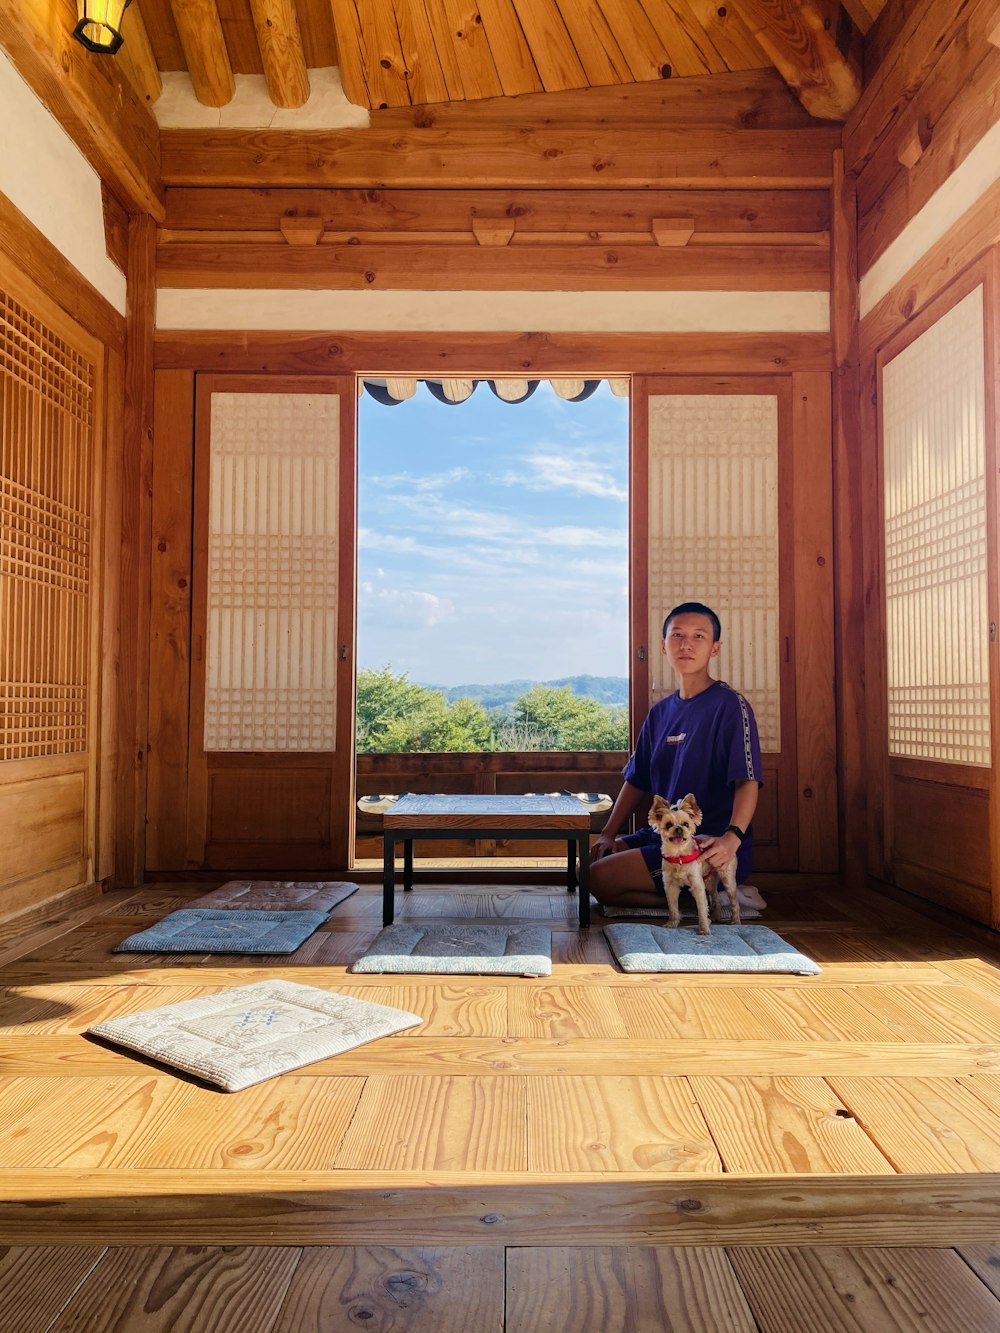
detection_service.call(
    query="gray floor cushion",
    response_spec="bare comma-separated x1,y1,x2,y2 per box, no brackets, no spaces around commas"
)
352,923,552,976
597,902,762,921
88,980,422,1091
113,909,328,954
186,880,358,913
605,923,820,974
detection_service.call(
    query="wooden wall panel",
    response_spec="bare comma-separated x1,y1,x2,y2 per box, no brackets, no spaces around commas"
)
0,772,85,886
145,370,195,872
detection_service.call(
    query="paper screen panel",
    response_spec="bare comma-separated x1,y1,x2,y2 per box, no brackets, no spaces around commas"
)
882,286,989,766
0,288,94,761
205,392,340,752
647,394,780,750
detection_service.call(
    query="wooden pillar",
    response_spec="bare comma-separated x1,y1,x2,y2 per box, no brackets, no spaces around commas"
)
830,148,867,889
115,213,156,887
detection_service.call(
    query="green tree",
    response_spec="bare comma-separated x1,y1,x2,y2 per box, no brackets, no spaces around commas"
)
513,685,629,751
357,666,493,753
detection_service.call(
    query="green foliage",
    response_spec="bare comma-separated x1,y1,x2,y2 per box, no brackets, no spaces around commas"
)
513,685,629,751
357,667,628,753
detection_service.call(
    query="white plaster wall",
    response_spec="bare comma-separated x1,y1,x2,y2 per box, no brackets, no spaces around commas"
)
0,45,127,316
154,67,369,130
155,288,830,333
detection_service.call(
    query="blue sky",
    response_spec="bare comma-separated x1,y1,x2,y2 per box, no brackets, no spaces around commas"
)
357,381,630,686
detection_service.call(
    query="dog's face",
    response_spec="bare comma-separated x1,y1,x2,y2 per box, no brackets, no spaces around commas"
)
649,793,703,851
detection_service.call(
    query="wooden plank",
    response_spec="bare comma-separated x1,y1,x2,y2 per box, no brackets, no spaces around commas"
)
688,1075,896,1173
506,1246,755,1332
633,0,727,75
829,1075,1000,1173
549,0,632,87
334,1074,528,1170
956,1245,1000,1299
0,1,162,218
440,0,504,101
154,238,830,289
333,982,509,1037
159,126,842,188
50,1244,300,1331
9,1035,995,1078
0,1171,998,1246
273,1245,505,1332
249,0,310,109
791,371,838,871
0,1247,105,1333
751,988,901,1041
614,987,776,1040
507,0,586,91
114,214,156,890
525,1075,722,1172
728,1245,1000,1331
127,1075,366,1170
374,66,823,129
146,371,195,872
392,0,452,105
593,0,684,80
508,985,629,1040
0,1075,195,1168
162,184,833,235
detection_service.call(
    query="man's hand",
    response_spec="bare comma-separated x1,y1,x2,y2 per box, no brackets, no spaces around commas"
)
590,832,624,863
698,830,740,872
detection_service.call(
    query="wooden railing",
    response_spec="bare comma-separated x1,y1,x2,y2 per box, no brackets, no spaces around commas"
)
354,750,627,860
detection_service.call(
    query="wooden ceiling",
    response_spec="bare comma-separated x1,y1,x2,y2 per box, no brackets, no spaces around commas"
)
125,1,889,119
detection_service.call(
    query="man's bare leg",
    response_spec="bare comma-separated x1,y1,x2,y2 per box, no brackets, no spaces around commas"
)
589,848,663,908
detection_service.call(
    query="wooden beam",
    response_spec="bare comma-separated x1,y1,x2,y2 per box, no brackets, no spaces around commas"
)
117,2,163,106
249,0,310,109
162,186,833,237
115,213,156,889
731,0,862,120
0,0,162,219
170,0,235,107
153,330,834,375
159,126,842,189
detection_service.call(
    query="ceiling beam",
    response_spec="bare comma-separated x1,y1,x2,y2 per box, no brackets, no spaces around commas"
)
0,0,163,218
249,0,310,108
118,3,163,106
160,126,842,189
731,0,862,120
170,0,235,107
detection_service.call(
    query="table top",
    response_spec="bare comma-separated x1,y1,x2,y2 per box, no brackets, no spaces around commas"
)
384,792,592,830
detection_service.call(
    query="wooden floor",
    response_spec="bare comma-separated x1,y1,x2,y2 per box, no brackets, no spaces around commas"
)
2,878,1000,1329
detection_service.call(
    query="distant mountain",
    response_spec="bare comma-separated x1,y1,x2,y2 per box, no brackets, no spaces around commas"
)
419,674,629,711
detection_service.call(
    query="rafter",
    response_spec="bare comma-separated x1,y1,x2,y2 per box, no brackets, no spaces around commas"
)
731,0,862,120
170,0,235,107
249,0,310,108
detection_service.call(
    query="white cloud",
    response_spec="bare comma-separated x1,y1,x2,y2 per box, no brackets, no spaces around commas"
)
502,450,627,501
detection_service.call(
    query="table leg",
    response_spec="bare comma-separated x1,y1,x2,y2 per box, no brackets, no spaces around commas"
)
576,833,591,928
403,838,414,891
566,841,577,893
382,831,395,927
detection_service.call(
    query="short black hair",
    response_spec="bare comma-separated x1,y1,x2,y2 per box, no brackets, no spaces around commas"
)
662,602,722,642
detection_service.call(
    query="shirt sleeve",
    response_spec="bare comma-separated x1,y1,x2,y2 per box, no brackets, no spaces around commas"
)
724,691,763,787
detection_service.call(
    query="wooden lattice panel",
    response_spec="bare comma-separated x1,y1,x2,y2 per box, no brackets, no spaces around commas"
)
205,392,340,752
882,286,989,767
0,289,94,761
647,394,780,750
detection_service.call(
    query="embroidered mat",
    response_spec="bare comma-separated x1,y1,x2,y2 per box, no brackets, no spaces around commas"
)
88,980,422,1091
113,909,328,954
186,880,358,914
604,923,819,974
351,923,552,977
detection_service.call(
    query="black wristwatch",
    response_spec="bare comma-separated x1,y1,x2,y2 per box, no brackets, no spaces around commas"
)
725,823,746,842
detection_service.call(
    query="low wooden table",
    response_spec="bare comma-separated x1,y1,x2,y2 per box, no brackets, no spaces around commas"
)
382,793,592,928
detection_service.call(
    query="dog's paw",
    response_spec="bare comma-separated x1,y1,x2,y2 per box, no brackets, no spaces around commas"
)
696,924,711,936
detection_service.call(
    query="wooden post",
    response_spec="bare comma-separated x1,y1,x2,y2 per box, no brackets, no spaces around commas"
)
830,147,866,891
115,213,156,887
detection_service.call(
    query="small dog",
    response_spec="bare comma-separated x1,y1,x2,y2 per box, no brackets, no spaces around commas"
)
648,793,741,935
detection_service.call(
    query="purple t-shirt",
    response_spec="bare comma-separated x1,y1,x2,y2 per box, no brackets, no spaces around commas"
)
621,680,762,882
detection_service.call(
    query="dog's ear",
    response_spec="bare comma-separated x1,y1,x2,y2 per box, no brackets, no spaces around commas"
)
650,795,668,820
679,793,703,826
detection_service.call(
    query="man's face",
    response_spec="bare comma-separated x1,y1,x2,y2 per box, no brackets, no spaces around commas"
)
661,612,720,676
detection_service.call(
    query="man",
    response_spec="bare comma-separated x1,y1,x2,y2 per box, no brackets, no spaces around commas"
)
589,601,767,916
